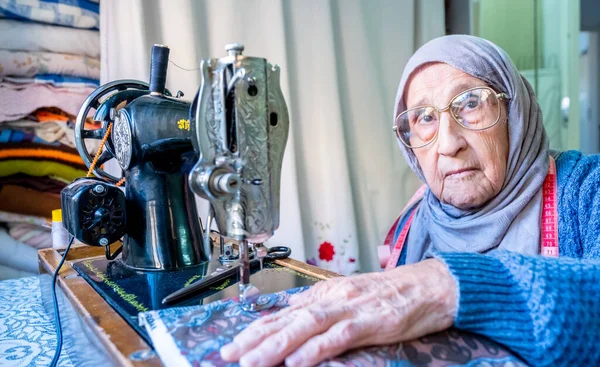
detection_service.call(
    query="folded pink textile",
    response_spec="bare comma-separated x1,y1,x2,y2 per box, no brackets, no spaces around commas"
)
7,223,51,249
0,50,100,79
0,82,94,123
0,210,51,249
0,210,50,227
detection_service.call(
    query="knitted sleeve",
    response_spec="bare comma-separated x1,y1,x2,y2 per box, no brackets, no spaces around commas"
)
555,150,600,259
435,250,600,366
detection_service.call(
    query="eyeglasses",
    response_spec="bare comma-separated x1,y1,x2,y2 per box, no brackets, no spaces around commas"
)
393,86,509,149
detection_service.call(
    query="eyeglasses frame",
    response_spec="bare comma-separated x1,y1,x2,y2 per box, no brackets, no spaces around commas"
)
393,86,510,149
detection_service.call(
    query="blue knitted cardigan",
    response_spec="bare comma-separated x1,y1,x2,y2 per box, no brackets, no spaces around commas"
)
395,150,600,366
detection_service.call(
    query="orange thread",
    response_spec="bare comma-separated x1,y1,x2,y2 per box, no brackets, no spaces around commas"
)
116,177,126,187
87,123,112,177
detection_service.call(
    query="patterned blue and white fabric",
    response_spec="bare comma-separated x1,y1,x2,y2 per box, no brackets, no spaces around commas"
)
0,0,99,29
0,276,73,366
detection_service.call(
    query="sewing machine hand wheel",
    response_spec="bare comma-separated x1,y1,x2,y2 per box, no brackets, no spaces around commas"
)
75,80,149,183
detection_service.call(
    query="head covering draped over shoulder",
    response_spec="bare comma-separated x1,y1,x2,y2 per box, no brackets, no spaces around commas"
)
395,35,549,263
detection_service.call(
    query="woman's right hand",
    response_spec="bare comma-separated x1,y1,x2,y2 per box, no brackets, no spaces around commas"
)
220,258,458,367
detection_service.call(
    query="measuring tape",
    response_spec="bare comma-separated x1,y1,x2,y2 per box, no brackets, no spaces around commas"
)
540,156,559,257
382,156,559,270
381,185,426,270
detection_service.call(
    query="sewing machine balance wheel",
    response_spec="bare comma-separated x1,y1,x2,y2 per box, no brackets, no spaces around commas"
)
75,80,150,183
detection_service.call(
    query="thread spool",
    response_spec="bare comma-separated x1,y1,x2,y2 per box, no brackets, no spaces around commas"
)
149,44,170,95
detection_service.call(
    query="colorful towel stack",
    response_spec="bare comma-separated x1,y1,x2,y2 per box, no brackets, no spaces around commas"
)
0,0,100,279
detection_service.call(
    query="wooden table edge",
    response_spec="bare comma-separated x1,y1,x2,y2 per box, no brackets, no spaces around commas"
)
38,246,162,367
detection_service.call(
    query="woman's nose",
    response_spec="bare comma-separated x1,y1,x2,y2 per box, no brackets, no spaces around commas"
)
436,111,467,156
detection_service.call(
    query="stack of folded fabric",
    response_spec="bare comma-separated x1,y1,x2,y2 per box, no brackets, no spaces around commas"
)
0,0,100,279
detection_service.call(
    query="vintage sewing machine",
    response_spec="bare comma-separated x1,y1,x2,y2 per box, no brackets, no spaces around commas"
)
38,44,336,365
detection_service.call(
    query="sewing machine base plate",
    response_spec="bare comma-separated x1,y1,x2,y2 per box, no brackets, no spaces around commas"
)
71,256,320,346
38,245,339,366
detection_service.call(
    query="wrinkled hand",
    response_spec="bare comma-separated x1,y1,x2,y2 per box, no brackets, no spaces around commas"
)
220,258,458,367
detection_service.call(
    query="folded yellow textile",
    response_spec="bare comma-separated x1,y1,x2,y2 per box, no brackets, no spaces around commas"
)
0,160,86,182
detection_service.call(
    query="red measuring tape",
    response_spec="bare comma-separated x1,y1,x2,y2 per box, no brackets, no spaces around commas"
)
382,157,559,270
541,156,559,257
381,185,427,270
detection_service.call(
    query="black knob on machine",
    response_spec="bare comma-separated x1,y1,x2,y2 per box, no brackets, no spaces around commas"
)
60,178,126,247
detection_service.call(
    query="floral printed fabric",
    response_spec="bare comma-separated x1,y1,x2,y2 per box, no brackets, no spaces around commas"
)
139,289,307,367
0,0,99,29
139,287,526,367
0,50,100,79
139,287,411,367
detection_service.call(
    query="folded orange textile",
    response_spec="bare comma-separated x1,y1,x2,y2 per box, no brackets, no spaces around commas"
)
0,185,61,219
0,143,85,168
0,147,83,166
35,110,71,123
34,107,98,129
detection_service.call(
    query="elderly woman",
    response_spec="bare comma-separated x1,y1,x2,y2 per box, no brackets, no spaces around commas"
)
220,35,600,366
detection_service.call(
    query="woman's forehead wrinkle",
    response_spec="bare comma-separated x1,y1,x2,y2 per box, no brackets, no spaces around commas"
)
406,67,481,109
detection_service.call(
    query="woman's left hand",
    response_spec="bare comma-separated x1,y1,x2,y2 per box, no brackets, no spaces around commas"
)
220,258,458,367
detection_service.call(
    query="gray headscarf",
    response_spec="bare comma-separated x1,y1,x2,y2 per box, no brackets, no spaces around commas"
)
395,35,550,264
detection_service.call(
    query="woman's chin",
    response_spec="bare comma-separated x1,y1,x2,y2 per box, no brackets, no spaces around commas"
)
441,182,493,210
442,196,482,210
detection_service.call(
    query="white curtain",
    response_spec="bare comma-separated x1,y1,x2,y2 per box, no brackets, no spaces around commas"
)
100,0,444,274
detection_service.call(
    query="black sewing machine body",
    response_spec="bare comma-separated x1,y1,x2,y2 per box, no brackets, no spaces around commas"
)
68,44,216,272
66,86,209,272
112,94,207,270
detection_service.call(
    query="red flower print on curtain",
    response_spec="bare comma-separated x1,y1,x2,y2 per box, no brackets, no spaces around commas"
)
318,241,335,262
308,221,359,275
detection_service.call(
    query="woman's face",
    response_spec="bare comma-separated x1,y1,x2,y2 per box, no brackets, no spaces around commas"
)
404,63,509,210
